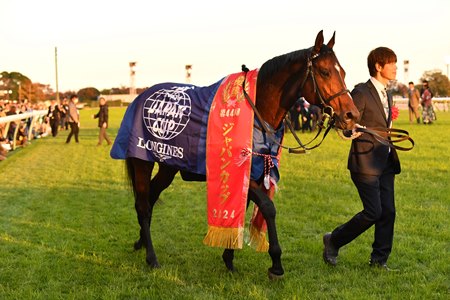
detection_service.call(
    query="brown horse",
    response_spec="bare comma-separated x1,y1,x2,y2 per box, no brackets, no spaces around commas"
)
115,30,360,279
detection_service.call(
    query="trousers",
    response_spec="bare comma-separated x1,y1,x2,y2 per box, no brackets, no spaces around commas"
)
331,172,396,263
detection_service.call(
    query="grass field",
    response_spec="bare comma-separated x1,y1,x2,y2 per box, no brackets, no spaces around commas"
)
0,107,449,299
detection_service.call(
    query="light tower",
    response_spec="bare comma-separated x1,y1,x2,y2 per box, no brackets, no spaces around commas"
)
185,65,192,83
403,60,409,84
129,62,137,95
445,56,450,79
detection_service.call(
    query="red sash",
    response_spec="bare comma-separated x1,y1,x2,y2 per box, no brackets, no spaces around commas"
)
203,69,258,249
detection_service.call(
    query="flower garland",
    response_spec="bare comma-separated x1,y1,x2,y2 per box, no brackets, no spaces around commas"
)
391,105,399,121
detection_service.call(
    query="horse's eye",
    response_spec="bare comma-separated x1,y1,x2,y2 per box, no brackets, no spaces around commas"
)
320,69,330,78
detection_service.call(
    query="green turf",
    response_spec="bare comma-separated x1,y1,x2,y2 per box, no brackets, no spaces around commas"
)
0,107,448,299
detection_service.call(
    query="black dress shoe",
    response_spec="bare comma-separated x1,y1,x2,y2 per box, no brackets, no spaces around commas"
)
369,261,399,272
323,233,338,266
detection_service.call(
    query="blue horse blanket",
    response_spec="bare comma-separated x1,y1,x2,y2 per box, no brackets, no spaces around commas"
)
110,78,283,182
111,80,222,175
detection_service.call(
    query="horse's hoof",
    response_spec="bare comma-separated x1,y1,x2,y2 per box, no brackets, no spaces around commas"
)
147,260,161,269
222,251,235,272
267,269,284,281
225,264,235,273
150,263,161,269
223,259,235,272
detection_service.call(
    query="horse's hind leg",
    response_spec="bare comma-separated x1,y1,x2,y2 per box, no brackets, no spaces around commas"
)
127,158,177,268
127,158,157,266
248,186,284,280
144,163,178,267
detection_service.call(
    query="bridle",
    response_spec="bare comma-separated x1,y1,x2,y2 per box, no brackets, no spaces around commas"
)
299,50,350,110
242,48,351,153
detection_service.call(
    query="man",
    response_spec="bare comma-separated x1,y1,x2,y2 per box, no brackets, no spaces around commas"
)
289,97,303,131
323,47,401,270
300,100,312,133
65,95,80,143
47,99,61,137
309,104,322,131
93,97,112,146
407,81,421,124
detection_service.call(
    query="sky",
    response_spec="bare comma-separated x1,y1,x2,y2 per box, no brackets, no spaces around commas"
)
1,0,450,93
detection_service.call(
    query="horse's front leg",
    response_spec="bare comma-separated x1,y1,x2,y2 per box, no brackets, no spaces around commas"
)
221,194,254,273
248,186,284,280
222,248,235,272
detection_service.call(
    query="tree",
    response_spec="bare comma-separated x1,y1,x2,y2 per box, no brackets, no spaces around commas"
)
0,71,32,100
420,70,450,97
77,87,100,101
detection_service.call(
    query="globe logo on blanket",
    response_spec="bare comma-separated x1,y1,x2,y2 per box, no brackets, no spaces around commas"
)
143,87,192,140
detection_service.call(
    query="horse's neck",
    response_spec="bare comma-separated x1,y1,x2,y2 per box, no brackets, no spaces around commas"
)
256,68,305,129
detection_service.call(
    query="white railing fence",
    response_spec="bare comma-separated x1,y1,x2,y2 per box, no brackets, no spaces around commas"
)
394,97,450,111
0,110,48,150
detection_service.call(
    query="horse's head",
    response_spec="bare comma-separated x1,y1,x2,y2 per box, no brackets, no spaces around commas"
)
300,31,360,130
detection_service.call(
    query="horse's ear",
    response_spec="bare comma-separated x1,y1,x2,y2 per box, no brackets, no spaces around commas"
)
314,30,324,53
327,31,336,49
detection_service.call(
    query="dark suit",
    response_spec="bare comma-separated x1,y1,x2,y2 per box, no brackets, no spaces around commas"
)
47,105,61,137
330,79,401,264
300,106,312,132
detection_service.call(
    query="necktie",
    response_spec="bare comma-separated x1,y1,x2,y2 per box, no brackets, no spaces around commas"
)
381,89,389,119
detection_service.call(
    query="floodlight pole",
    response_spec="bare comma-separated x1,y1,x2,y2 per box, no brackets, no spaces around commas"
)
185,65,192,83
129,62,137,96
55,46,60,102
445,56,450,79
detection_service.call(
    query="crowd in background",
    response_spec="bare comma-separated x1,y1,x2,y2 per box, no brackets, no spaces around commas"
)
288,97,323,133
0,98,67,161
1,95,111,161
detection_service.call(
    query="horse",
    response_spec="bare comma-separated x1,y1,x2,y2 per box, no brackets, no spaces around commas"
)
112,30,360,280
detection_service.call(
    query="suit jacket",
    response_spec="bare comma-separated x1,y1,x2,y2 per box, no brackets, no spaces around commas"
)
68,101,79,123
94,104,109,128
347,80,401,176
47,105,61,122
408,88,420,108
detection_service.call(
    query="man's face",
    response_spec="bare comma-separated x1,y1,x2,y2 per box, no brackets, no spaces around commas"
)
380,62,397,81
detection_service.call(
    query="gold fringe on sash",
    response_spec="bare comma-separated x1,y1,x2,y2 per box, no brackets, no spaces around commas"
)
203,226,244,249
248,223,269,252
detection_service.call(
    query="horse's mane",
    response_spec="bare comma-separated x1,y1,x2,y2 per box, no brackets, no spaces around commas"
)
258,48,310,83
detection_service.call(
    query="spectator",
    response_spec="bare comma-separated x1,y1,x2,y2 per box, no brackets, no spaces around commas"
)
5,104,18,142
309,104,322,131
288,97,304,131
407,81,421,124
93,97,112,146
0,102,9,159
47,100,61,137
300,100,312,133
420,80,435,124
0,100,6,140
65,95,80,144
60,97,69,130
15,122,28,147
